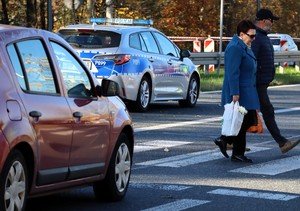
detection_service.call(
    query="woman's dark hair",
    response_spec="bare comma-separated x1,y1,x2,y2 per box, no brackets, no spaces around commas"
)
237,20,256,35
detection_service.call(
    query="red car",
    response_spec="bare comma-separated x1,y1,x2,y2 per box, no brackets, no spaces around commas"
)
0,24,134,211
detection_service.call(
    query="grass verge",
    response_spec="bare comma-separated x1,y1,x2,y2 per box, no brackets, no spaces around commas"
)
200,67,300,92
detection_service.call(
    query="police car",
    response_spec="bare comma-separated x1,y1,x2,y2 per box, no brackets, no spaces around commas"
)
268,33,298,66
268,33,298,52
58,18,200,112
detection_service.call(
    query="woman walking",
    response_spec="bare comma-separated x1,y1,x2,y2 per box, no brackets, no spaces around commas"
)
215,20,260,163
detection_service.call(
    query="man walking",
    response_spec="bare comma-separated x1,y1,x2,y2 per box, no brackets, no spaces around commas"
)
251,8,300,153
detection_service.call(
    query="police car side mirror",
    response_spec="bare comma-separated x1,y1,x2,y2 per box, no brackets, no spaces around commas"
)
180,50,191,61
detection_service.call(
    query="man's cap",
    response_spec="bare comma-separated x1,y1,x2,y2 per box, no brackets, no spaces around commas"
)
256,9,279,21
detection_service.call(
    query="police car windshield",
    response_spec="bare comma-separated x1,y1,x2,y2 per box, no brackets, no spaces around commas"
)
58,30,121,49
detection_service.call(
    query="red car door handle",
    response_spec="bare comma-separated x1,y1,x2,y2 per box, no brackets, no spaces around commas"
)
29,110,42,123
29,111,42,117
73,111,83,123
73,111,83,118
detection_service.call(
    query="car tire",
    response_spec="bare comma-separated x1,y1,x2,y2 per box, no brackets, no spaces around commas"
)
179,75,199,107
93,133,132,202
131,76,151,112
0,150,28,211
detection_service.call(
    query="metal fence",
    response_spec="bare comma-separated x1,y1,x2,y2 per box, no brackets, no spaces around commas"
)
189,51,300,72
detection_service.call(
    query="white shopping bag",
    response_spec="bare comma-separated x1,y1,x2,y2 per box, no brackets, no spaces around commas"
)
221,101,246,136
221,101,234,136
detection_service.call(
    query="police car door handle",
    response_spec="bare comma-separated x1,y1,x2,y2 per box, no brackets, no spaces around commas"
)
167,60,173,65
148,57,155,62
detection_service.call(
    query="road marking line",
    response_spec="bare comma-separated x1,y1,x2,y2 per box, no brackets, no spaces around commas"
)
230,155,300,175
141,199,210,211
135,146,270,167
275,107,300,114
134,107,300,133
134,140,193,153
134,117,222,133
130,183,191,191
208,188,299,201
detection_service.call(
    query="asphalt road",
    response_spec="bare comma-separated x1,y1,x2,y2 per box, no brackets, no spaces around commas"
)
26,84,300,211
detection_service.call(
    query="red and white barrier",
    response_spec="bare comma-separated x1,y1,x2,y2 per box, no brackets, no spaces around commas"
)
280,40,289,66
204,37,215,71
193,40,201,52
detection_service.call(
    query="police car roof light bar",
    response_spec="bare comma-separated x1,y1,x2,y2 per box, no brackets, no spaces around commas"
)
90,18,153,26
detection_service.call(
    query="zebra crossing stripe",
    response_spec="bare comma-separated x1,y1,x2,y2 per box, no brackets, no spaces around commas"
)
141,199,210,211
133,106,300,134
134,116,223,133
208,188,299,201
230,155,300,175
134,140,193,153
131,183,191,191
136,146,270,167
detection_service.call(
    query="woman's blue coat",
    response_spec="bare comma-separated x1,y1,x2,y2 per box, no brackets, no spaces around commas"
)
221,34,260,110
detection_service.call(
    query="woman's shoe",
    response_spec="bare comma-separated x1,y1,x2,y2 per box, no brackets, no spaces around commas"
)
227,144,251,151
214,138,229,158
231,155,253,163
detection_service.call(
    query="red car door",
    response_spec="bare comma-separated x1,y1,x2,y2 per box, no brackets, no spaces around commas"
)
7,39,74,185
50,42,111,179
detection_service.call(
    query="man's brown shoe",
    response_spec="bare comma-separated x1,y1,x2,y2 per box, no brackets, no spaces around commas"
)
227,144,250,151
280,140,300,153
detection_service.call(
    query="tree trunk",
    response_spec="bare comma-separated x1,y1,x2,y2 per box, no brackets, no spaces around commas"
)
87,0,96,19
39,0,46,29
27,0,37,27
1,0,9,24
106,0,114,18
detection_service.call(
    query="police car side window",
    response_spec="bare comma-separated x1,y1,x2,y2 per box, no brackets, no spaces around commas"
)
140,32,159,54
153,32,178,57
129,33,141,50
139,34,147,51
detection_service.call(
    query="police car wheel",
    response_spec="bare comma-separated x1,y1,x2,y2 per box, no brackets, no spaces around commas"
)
133,76,151,112
179,75,199,107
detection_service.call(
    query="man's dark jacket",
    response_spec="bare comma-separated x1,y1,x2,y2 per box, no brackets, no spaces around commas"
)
251,27,276,85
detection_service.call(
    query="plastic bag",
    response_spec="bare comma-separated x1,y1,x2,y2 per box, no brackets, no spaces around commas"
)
221,101,234,136
247,110,263,133
221,101,246,136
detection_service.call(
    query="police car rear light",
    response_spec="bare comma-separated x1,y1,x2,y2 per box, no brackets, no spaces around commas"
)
90,18,153,26
114,54,131,65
